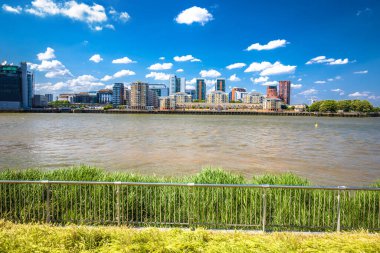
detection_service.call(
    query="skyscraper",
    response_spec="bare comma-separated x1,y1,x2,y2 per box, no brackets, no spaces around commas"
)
0,62,34,109
215,78,226,92
266,86,277,98
278,80,291,105
169,75,186,95
196,78,206,101
130,81,149,109
112,83,125,107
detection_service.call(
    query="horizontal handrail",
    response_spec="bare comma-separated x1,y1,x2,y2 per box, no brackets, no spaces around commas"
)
0,180,379,191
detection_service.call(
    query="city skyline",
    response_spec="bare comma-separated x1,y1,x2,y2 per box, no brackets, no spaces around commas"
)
1,0,380,105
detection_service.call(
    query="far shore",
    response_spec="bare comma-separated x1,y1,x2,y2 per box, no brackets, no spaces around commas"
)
1,108,379,117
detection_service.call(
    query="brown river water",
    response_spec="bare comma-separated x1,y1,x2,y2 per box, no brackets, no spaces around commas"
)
0,113,379,185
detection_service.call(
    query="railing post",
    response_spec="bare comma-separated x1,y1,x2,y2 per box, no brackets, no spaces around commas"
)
262,185,269,232
188,183,195,229
43,181,51,224
115,182,121,226
336,186,345,232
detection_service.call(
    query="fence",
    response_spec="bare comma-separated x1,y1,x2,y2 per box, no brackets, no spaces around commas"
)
0,180,379,232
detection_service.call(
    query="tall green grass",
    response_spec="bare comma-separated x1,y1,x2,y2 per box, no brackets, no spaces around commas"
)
0,166,379,232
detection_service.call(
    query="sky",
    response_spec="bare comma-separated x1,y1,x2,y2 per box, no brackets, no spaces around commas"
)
0,0,380,105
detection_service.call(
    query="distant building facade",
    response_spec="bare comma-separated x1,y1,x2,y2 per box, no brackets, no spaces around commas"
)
149,84,169,97
207,91,228,104
130,81,149,109
32,94,48,108
229,87,247,102
45,94,53,103
112,83,125,107
196,79,206,101
169,75,185,95
215,78,226,92
185,89,196,101
243,92,264,104
58,94,74,103
263,98,283,111
266,86,278,98
278,80,291,105
0,62,34,109
97,89,113,104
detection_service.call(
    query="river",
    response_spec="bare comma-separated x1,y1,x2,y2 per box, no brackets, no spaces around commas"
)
0,113,379,185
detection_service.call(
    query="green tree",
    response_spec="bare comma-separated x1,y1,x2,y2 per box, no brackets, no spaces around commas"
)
308,101,323,112
337,100,352,112
48,101,70,108
319,100,337,112
103,104,113,110
350,100,373,112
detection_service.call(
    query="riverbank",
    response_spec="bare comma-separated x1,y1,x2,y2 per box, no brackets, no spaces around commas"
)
0,220,379,252
1,108,379,117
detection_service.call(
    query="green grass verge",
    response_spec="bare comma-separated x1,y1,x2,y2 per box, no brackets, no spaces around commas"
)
0,220,379,253
0,166,379,231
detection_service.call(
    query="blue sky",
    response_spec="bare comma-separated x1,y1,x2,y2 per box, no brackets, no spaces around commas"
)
1,0,380,105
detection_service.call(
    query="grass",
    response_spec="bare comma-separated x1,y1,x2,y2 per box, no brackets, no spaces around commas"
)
0,220,379,253
0,166,379,232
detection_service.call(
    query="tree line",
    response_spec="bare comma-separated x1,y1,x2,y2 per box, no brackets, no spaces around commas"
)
308,100,379,113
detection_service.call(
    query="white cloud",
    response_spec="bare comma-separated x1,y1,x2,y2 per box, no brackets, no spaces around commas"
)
251,76,269,84
2,4,22,14
186,78,196,85
113,69,135,78
26,0,60,16
199,69,221,78
348,91,369,97
226,63,246,70
299,89,318,96
145,72,171,81
205,79,216,87
291,84,302,89
327,78,334,82
89,54,103,63
297,78,302,81
246,39,288,51
112,56,136,64
244,61,296,76
190,58,201,62
101,69,135,81
45,69,72,78
36,75,105,93
147,62,173,70
1,61,7,65
176,69,184,73
228,74,241,82
260,81,278,86
173,55,200,62
356,8,372,16
185,85,195,90
119,12,130,22
37,47,55,60
335,75,342,80
29,59,72,78
314,80,326,84
331,89,345,95
354,70,368,74
329,58,349,65
175,6,213,25
306,56,351,65
159,57,165,60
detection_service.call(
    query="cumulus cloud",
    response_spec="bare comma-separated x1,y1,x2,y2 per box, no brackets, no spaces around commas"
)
185,85,195,90
186,78,196,85
291,84,302,89
2,4,22,14
348,91,369,97
147,62,173,70
226,63,246,70
246,39,288,51
37,47,55,61
251,76,269,84
89,54,103,63
29,58,72,78
331,88,345,95
159,57,165,60
314,80,326,84
101,69,135,81
245,61,296,76
228,74,241,82
199,69,221,78
260,81,278,86
176,69,184,73
145,72,171,81
299,89,318,96
112,56,136,64
306,56,351,65
173,55,200,62
354,70,368,74
36,74,105,93
175,6,213,25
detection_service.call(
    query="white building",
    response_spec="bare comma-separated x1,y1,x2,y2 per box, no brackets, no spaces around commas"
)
263,98,283,111
243,92,264,104
207,91,229,104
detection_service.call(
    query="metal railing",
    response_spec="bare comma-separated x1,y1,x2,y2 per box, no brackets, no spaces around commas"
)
0,180,379,232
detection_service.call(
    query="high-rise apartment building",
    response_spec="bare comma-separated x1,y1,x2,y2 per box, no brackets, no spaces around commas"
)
207,91,228,104
112,83,125,107
278,80,291,105
130,81,149,109
149,84,169,97
0,62,34,109
215,78,226,92
266,85,278,98
169,75,186,95
196,79,206,101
